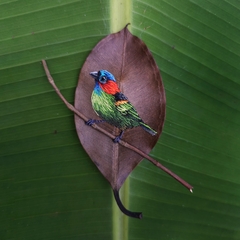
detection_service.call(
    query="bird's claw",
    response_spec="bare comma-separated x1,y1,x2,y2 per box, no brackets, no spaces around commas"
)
86,119,95,126
113,130,124,143
86,119,105,126
113,136,121,143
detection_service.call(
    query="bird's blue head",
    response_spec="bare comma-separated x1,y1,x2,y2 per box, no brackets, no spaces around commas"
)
90,70,116,84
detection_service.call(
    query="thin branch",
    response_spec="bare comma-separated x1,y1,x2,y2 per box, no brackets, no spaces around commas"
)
41,60,193,192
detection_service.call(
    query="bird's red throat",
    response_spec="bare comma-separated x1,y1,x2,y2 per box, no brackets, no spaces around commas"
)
100,81,120,95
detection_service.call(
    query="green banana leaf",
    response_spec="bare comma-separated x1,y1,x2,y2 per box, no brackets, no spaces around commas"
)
1,0,240,239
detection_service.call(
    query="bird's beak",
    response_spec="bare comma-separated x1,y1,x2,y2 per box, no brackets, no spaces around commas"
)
90,71,98,79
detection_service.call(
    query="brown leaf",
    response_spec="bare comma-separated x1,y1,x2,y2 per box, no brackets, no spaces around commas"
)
74,25,165,218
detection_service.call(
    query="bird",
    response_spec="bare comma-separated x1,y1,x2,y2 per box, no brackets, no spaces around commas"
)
86,69,157,142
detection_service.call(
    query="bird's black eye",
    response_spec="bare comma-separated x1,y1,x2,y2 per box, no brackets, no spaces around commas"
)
99,76,107,83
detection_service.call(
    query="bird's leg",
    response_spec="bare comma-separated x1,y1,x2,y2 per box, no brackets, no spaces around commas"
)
85,119,105,126
113,130,124,143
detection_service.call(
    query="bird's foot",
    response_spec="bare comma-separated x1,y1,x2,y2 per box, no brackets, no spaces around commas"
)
113,130,124,143
85,119,105,126
113,136,121,143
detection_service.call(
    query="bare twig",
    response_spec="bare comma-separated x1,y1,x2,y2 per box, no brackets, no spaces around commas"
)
41,60,193,192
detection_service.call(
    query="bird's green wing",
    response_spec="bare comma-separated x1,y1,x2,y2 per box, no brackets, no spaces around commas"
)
115,100,141,121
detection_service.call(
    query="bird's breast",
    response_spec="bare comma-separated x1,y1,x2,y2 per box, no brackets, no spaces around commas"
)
91,90,116,117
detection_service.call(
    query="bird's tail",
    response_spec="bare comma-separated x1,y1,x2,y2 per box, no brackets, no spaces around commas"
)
140,122,157,136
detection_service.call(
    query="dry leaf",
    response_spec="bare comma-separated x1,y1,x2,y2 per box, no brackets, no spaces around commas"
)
74,25,165,218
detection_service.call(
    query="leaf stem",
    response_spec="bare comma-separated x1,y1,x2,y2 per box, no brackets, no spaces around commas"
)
113,189,142,219
41,60,193,192
110,0,132,33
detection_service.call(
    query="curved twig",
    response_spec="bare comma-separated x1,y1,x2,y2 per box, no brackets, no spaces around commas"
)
41,60,193,192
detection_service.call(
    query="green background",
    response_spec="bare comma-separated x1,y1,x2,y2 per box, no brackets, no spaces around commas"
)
1,0,240,239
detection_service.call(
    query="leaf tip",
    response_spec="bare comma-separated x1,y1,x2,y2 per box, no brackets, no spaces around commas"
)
125,23,131,29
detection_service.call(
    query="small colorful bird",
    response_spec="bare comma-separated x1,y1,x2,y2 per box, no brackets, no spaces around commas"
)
87,70,157,142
